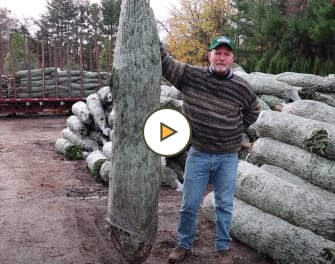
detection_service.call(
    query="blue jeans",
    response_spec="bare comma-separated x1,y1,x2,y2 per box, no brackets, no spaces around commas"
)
177,146,238,251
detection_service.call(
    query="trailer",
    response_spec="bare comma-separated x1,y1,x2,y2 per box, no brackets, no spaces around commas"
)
0,69,110,115
0,97,85,114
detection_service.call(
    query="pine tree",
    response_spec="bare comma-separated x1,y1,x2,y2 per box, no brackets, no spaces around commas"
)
101,0,121,72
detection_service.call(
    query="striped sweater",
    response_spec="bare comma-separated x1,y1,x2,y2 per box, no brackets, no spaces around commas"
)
161,45,260,153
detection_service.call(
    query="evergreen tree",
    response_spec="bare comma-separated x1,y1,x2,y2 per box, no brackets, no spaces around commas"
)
4,32,36,72
101,0,121,71
43,0,79,68
165,0,231,65
0,7,19,73
307,0,335,58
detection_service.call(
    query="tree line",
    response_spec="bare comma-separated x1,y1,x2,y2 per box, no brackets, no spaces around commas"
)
0,0,334,76
0,0,121,75
163,0,335,76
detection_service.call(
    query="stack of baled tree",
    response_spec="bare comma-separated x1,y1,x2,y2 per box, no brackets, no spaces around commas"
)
276,72,335,107
0,75,14,97
202,72,335,263
55,84,183,189
54,70,335,262
234,70,335,110
5,68,110,98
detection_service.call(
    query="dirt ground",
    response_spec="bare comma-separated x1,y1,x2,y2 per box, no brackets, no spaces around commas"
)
0,115,275,264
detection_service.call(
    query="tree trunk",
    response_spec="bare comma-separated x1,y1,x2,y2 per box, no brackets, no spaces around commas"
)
48,40,52,68
253,110,335,160
250,137,335,193
108,32,113,72
202,193,335,264
0,35,3,74
107,0,161,263
236,161,335,241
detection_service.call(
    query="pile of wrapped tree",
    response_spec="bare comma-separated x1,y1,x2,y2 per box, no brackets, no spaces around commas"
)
54,71,335,263
202,101,335,263
4,68,110,98
55,84,183,189
276,72,335,107
233,71,335,110
0,75,13,97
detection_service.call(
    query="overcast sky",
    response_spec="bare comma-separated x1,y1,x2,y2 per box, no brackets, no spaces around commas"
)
0,0,179,21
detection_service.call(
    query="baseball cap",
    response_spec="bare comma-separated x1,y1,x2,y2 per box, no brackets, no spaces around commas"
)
209,36,235,53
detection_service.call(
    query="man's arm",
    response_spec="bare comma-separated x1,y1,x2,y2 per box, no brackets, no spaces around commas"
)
160,42,186,90
242,94,260,129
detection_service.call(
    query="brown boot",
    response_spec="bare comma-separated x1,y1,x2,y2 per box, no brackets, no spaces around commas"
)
217,250,233,264
168,246,190,263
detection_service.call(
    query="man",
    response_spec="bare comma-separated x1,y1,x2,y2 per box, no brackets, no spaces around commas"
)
160,36,260,264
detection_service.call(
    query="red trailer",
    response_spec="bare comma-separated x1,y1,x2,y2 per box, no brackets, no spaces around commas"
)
0,97,85,114
0,75,86,115
0,69,107,115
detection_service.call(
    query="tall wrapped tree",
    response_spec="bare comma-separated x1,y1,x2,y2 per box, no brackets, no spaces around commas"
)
106,0,161,263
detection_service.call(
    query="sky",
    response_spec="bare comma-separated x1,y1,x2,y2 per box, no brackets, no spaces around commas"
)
0,0,179,21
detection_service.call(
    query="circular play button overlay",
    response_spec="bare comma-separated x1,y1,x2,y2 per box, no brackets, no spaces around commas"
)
143,108,191,157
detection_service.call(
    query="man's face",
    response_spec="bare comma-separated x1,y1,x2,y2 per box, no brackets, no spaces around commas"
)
208,45,234,75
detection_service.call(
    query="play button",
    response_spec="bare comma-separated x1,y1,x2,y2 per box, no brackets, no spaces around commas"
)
143,108,191,157
160,122,177,142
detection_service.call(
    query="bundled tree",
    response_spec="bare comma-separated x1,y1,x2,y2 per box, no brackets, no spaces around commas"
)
250,137,335,194
253,110,335,160
235,161,335,240
202,193,335,264
106,0,161,263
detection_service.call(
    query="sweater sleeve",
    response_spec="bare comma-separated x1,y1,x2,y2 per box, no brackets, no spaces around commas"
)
242,92,260,129
160,42,186,91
